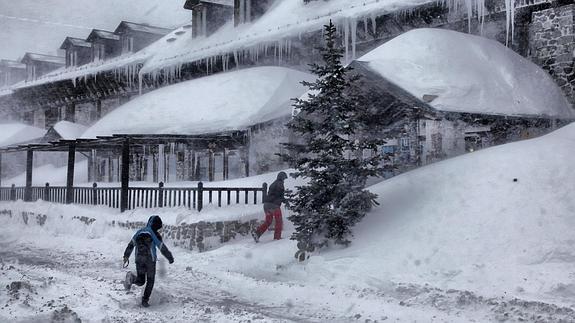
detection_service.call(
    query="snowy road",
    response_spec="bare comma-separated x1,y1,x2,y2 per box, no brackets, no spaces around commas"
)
2,228,575,323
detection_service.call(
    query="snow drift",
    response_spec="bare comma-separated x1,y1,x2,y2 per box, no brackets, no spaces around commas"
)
303,121,575,300
82,66,314,137
0,123,46,147
358,28,574,119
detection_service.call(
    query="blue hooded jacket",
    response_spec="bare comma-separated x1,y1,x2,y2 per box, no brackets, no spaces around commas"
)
124,215,174,263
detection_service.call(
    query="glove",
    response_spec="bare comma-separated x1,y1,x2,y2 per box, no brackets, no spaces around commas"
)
169,258,174,264
122,256,129,268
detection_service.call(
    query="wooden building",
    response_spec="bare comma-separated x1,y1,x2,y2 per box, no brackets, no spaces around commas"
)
114,21,172,54
0,60,26,88
184,0,234,37
86,29,121,62
60,37,92,67
20,53,65,82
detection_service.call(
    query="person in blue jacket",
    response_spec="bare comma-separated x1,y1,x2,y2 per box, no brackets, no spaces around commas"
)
123,215,174,307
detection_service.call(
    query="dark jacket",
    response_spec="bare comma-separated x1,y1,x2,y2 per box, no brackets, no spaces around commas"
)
264,178,285,209
124,215,174,263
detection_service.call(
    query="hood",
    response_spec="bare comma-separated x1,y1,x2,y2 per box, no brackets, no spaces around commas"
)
147,215,163,232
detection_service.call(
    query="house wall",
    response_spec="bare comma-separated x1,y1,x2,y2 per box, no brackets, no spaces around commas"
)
530,4,575,103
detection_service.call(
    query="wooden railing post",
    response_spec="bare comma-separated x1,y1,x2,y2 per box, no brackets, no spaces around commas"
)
24,149,33,202
197,182,203,212
262,182,268,203
10,184,15,201
44,183,50,201
92,183,98,205
158,182,164,208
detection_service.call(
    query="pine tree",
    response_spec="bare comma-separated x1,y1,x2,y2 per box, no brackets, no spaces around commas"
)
284,20,386,251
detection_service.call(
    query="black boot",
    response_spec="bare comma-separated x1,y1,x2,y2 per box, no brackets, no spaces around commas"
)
141,299,150,308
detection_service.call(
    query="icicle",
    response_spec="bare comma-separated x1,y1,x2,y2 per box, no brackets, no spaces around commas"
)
370,14,377,35
350,18,357,60
343,18,350,64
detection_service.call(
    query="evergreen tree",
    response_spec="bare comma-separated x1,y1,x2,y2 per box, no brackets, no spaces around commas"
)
284,20,386,251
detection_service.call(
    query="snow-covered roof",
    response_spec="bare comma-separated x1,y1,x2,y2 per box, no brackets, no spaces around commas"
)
82,66,314,138
60,37,92,49
114,21,172,36
21,53,65,65
140,0,438,73
357,28,574,119
11,52,147,90
52,121,88,140
87,29,120,42
184,0,234,9
0,60,26,69
0,123,46,147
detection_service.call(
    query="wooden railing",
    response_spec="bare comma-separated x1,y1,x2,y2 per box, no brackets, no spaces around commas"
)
0,182,268,212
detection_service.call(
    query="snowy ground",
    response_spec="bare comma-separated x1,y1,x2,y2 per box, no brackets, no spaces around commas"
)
2,123,575,322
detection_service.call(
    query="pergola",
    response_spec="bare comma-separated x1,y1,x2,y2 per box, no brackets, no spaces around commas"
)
0,132,248,212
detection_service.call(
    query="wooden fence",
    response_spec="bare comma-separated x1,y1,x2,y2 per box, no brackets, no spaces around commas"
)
0,182,268,212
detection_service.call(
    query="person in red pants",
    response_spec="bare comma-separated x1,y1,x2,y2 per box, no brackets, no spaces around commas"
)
252,171,287,242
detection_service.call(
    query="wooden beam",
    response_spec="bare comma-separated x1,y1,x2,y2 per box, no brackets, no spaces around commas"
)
65,143,76,204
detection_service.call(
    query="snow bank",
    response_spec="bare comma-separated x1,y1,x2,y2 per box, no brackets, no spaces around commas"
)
312,121,575,299
0,123,46,147
358,28,574,119
52,121,87,140
82,66,314,137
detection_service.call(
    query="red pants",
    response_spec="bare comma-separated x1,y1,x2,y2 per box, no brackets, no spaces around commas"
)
256,208,283,240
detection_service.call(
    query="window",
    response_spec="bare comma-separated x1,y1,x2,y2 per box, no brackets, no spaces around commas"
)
122,36,134,54
93,43,105,61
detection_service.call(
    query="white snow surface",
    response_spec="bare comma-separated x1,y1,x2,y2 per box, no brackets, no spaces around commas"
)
82,66,314,137
358,28,574,118
2,123,575,321
0,123,46,147
52,121,87,140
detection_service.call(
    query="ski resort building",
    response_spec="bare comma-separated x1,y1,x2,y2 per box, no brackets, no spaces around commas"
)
0,0,574,189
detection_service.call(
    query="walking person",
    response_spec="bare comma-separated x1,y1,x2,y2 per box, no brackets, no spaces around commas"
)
252,171,288,242
123,215,174,307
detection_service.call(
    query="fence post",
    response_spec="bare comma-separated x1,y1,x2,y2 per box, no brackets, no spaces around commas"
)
10,184,15,201
44,183,50,201
197,182,203,212
158,182,164,208
262,182,268,203
92,183,98,205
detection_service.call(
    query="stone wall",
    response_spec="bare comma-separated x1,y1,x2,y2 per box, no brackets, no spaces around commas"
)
530,4,575,103
0,208,259,253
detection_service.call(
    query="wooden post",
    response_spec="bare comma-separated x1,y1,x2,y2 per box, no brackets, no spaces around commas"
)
197,181,204,212
158,182,164,208
223,149,229,180
65,143,76,204
120,139,130,212
92,183,98,205
208,150,214,182
10,184,15,201
262,182,268,203
44,183,50,201
24,149,33,202
0,152,2,187
195,153,201,181
244,148,250,177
